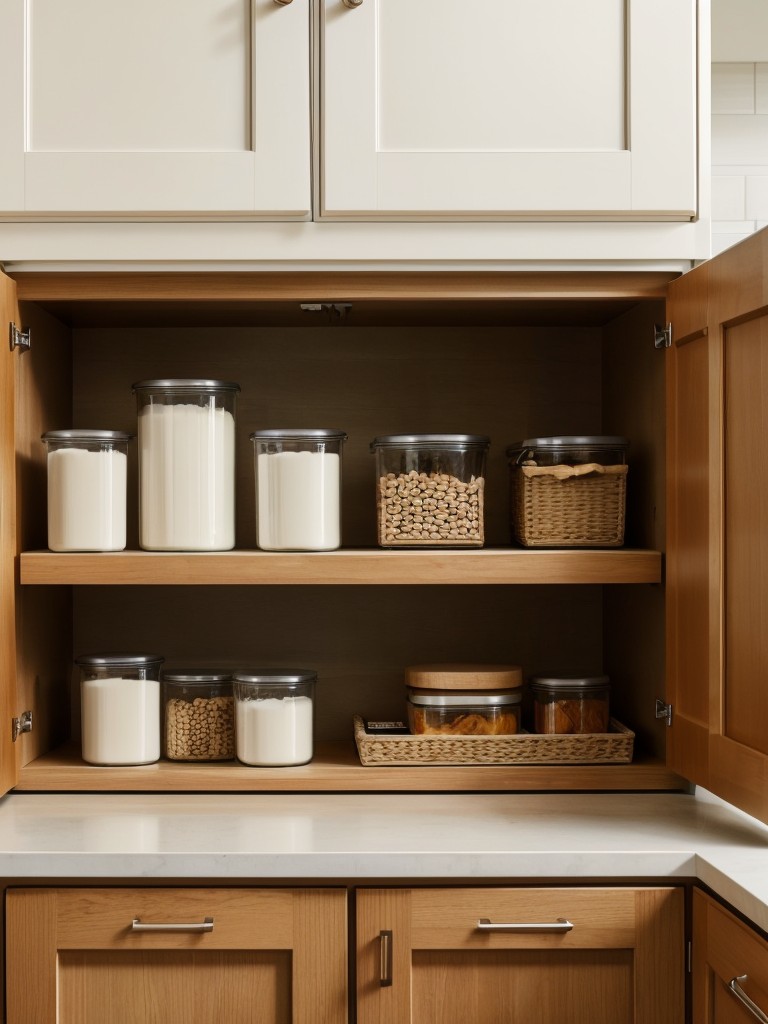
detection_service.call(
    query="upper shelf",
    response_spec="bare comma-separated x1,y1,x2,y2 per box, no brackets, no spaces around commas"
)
20,548,662,586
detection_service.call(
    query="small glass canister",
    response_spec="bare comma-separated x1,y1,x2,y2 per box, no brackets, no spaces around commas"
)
75,653,164,766
162,672,235,762
133,379,240,551
405,664,522,735
233,670,316,766
530,674,611,734
370,434,490,547
42,429,133,551
250,429,347,550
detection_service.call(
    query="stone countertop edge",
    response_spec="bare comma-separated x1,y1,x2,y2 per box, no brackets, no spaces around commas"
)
0,787,766,932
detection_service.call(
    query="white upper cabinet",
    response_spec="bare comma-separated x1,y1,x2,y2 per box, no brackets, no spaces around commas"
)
0,0,311,217
320,0,697,219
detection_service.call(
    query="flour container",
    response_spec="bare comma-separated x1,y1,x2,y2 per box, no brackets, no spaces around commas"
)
233,670,316,766
76,653,164,766
250,429,347,550
42,429,132,551
133,379,240,551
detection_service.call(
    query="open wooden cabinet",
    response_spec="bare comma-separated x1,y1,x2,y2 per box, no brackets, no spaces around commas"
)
0,235,765,816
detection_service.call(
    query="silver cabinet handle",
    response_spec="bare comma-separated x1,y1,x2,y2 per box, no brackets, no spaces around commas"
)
477,917,573,934
728,976,768,1023
131,916,214,933
273,0,294,5
379,930,393,986
342,0,364,7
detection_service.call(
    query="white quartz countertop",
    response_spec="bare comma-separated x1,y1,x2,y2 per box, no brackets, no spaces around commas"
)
1,788,767,931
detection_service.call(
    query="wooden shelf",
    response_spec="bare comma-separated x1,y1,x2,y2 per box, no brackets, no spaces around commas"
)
15,742,686,793
20,548,662,586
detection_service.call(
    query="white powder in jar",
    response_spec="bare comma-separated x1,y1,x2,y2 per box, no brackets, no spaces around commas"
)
256,451,340,550
235,696,314,766
81,677,160,765
47,447,127,551
139,402,236,550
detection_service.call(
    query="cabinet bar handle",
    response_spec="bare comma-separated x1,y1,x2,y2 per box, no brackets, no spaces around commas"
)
131,916,214,933
477,917,573,934
728,976,768,1023
273,0,294,5
342,0,364,7
379,929,393,986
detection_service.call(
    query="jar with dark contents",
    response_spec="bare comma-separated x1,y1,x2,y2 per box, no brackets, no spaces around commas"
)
530,675,610,734
162,672,235,761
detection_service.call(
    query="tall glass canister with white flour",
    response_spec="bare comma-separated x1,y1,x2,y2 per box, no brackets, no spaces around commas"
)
250,429,347,550
233,670,316,766
76,653,164,765
133,379,240,550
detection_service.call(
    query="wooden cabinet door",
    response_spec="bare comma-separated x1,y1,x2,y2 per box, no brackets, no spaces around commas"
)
667,227,768,824
6,887,347,1024
693,889,768,1023
0,0,310,218
320,0,696,219
357,887,684,1024
0,270,19,798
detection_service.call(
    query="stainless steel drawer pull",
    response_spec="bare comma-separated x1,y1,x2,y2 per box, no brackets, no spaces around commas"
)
379,929,393,986
477,917,573,934
131,916,214,933
728,976,768,1023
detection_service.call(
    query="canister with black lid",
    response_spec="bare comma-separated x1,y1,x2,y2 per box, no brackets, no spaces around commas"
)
162,672,234,761
530,674,611,734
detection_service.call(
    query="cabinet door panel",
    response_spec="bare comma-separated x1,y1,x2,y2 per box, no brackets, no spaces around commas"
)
6,887,347,1024
0,0,310,217
0,271,19,797
321,0,696,218
357,887,684,1024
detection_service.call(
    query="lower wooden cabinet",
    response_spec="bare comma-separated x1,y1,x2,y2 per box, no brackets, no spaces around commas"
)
694,889,768,1023
356,887,685,1024
5,887,348,1024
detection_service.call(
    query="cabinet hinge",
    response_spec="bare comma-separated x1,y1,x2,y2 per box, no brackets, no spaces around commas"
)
655,699,673,726
11,710,33,742
9,322,31,353
299,302,352,322
654,323,672,349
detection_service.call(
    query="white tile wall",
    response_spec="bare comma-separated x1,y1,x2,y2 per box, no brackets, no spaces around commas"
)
711,62,768,254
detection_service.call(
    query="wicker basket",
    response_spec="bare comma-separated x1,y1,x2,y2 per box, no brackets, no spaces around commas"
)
511,463,627,547
353,714,634,766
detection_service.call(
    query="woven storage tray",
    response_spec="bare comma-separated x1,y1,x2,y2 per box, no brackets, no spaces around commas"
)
353,714,634,766
511,462,627,547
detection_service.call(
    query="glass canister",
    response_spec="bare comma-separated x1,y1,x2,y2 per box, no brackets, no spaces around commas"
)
370,434,490,547
233,670,316,766
506,435,629,548
42,429,132,551
530,674,611,734
75,653,164,765
161,672,235,762
250,429,347,551
405,664,522,735
133,379,240,551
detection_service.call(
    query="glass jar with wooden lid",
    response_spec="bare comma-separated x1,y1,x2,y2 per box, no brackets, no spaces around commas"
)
405,664,522,736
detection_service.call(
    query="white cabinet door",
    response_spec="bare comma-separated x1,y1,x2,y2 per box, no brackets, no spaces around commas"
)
320,0,697,219
0,0,311,218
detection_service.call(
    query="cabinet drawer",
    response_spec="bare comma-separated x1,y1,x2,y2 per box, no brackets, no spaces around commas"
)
695,890,768,1022
408,887,641,950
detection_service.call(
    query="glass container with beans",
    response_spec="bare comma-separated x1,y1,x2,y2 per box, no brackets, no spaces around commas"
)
530,675,610,734
162,672,235,761
370,434,489,547
406,664,522,735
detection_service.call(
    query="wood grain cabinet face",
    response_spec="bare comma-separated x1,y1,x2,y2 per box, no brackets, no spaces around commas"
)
5,887,348,1024
357,887,685,1024
693,890,768,1024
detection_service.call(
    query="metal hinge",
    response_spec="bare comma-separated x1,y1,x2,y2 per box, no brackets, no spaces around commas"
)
654,323,672,349
9,322,31,353
11,710,33,742
299,302,352,322
655,699,673,726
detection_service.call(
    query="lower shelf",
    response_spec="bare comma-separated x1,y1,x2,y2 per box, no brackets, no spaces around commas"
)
14,742,687,793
